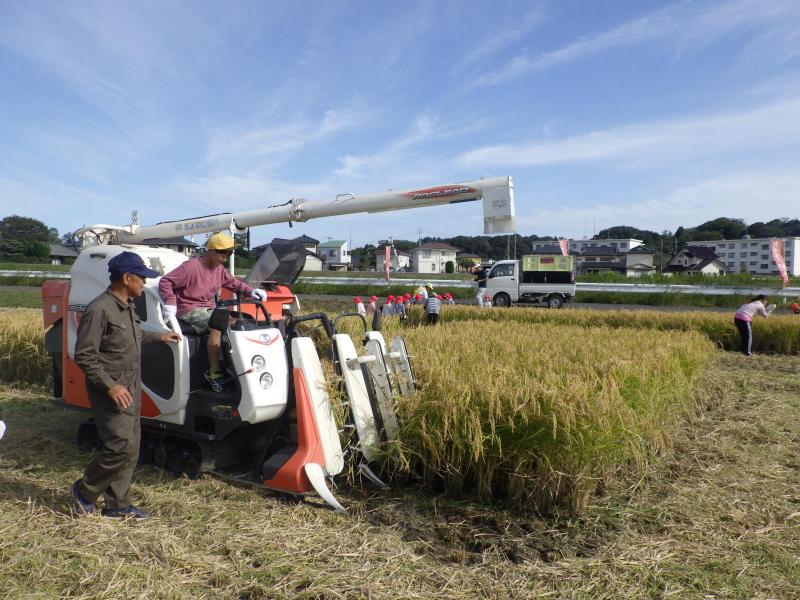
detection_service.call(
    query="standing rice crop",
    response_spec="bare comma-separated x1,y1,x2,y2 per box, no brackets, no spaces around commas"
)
386,320,713,513
0,308,50,386
404,305,800,354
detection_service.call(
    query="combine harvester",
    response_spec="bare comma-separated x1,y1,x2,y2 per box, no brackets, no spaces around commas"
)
41,177,516,511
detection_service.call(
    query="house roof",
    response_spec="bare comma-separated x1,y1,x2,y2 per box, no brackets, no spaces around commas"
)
527,245,566,255
416,242,460,251
627,246,654,255
580,246,624,257
48,244,79,257
140,237,197,246
304,249,323,260
626,262,657,271
664,258,727,273
318,239,347,248
682,245,720,260
292,234,320,245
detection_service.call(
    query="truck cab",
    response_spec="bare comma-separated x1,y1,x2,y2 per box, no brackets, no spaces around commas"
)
486,257,575,308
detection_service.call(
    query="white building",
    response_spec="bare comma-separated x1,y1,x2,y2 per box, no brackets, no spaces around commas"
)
689,237,800,276
663,246,728,276
412,242,459,274
292,234,323,272
375,246,412,272
317,239,351,271
566,238,643,254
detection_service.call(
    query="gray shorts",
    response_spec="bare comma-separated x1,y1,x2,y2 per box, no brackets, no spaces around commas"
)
179,308,214,334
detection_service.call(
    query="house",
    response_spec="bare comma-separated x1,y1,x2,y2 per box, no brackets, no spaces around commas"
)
576,246,626,275
140,237,197,256
317,240,351,271
625,246,657,277
375,246,412,272
292,234,322,272
412,242,460,273
688,236,800,276
663,246,728,276
48,243,79,265
456,252,481,271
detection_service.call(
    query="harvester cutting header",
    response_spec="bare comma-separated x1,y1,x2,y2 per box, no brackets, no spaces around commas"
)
44,176,516,512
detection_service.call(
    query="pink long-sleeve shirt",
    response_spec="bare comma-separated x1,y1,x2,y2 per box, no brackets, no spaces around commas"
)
158,258,253,317
734,301,768,322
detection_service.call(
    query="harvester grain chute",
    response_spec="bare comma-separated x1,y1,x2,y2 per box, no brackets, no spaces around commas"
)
41,177,516,511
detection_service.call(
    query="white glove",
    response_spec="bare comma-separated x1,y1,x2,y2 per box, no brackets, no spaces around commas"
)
0,419,6,441
766,303,776,314
162,304,178,321
251,289,267,301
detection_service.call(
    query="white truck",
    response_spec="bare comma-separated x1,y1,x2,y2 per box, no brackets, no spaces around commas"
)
485,255,575,308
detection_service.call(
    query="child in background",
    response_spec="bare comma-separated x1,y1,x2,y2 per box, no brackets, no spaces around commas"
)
424,291,442,325
404,293,412,309
382,295,395,317
413,293,423,305
394,294,407,318
367,295,378,317
791,300,800,315
353,296,366,317
444,292,455,305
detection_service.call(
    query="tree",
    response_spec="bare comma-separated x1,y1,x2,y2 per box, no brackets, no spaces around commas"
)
445,261,454,273
0,215,50,241
0,215,51,261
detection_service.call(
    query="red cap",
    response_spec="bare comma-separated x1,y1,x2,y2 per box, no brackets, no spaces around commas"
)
353,296,361,303
415,294,422,300
370,295,377,302
405,293,411,299
445,292,452,298
388,295,394,301
436,294,442,300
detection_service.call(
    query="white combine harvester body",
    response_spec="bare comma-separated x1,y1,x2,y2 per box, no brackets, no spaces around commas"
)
44,176,516,511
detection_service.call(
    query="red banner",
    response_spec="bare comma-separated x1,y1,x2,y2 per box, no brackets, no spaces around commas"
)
559,239,569,256
384,245,391,281
770,238,789,287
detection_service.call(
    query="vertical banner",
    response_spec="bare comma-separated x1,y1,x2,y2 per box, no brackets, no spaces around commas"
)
384,245,391,281
770,238,789,287
558,238,569,257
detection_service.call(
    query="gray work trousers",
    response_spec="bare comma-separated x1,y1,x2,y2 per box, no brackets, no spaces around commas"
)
78,404,141,509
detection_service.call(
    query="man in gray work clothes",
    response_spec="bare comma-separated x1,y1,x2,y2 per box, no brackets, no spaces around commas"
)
70,251,181,519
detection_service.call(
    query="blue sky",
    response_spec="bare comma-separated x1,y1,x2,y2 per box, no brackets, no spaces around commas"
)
1,0,799,248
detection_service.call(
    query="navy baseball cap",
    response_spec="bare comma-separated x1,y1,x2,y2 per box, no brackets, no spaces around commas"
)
108,251,160,279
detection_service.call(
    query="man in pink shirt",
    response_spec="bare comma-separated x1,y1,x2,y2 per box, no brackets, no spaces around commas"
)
159,233,267,391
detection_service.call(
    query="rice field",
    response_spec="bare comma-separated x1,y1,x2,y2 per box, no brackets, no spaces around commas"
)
402,304,800,354
2,305,800,597
1,302,796,513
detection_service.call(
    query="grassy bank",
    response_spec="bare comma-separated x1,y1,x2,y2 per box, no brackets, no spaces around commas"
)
292,281,473,299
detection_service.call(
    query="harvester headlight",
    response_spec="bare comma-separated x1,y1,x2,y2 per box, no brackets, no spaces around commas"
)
251,355,266,372
259,372,273,389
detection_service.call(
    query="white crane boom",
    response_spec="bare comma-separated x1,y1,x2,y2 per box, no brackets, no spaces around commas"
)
74,176,515,246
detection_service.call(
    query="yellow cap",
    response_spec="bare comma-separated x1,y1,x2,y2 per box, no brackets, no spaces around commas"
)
207,232,235,250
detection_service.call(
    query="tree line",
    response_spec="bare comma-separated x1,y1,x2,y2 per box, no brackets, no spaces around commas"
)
4,214,799,265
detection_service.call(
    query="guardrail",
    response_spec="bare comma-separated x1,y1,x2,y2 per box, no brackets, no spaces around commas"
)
0,269,70,279
4,270,799,297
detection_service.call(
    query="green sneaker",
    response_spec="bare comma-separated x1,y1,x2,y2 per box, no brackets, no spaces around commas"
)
204,369,225,392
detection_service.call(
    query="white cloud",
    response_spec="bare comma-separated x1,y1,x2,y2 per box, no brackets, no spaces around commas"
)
457,97,800,168
206,108,369,167
517,169,800,237
474,0,800,87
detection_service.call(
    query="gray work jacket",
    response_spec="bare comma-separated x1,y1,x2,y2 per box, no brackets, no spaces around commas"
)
74,289,162,413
